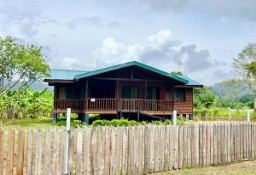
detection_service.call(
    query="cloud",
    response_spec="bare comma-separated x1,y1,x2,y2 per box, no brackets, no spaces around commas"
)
67,16,102,29
93,37,143,65
173,44,225,72
61,57,81,70
127,0,189,11
93,29,225,74
0,0,56,38
126,0,256,22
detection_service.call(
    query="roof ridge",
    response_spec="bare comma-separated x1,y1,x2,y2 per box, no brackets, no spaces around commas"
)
74,61,189,84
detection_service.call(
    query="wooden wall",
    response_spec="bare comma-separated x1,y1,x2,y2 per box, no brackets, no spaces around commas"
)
117,81,171,101
174,88,193,115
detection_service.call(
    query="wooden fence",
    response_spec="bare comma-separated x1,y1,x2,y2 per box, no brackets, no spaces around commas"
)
1,123,256,175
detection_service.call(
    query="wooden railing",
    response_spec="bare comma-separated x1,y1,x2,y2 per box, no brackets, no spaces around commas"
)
54,98,173,112
120,99,172,112
55,99,84,110
86,98,117,111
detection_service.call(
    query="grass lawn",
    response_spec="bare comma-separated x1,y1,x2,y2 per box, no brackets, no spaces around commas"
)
0,117,60,131
151,160,256,175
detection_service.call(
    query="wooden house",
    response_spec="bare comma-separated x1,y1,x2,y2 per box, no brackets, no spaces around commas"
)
44,61,203,123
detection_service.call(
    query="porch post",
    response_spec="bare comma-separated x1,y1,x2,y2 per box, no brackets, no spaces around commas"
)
144,81,147,110
171,86,175,110
85,80,89,110
116,80,120,118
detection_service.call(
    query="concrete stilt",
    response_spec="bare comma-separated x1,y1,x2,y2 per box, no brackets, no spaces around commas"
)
81,113,89,125
137,112,140,122
52,113,57,124
119,111,122,119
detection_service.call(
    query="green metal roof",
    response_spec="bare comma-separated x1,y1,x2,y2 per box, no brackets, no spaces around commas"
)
176,75,203,86
45,69,87,80
74,61,189,83
45,61,203,86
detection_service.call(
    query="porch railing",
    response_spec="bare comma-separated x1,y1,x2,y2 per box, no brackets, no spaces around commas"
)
54,98,173,112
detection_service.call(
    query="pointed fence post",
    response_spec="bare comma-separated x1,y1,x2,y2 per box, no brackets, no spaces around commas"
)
65,108,71,175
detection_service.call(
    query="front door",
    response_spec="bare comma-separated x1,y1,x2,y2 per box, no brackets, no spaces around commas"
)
122,86,139,111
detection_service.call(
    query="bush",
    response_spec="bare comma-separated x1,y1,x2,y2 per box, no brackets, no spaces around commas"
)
92,119,111,126
151,120,162,125
177,116,186,125
129,120,138,126
164,119,173,125
141,121,147,125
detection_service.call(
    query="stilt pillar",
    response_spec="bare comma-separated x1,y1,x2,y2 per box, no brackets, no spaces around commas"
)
52,113,58,124
81,113,89,125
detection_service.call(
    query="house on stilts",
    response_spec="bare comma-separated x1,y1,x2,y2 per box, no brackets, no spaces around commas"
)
44,61,203,124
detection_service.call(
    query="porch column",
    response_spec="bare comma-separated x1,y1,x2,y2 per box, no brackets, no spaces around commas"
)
171,86,175,110
144,81,147,111
81,113,89,124
85,80,89,110
116,80,120,112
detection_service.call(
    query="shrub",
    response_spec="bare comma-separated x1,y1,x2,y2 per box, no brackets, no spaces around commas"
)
164,119,173,125
151,120,162,125
141,121,147,125
92,119,112,126
129,120,138,126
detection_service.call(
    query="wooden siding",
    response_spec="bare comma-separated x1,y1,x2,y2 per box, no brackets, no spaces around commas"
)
174,88,193,114
118,81,171,101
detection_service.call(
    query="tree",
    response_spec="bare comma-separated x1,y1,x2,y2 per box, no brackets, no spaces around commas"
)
0,36,49,97
171,71,183,75
232,43,256,118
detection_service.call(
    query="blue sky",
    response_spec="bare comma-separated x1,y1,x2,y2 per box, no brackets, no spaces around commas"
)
1,0,256,85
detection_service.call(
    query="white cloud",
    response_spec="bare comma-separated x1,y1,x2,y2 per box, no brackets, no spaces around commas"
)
61,57,81,70
93,37,143,65
92,30,225,76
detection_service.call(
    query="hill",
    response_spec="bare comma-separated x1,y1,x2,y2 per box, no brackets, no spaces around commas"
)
209,80,253,101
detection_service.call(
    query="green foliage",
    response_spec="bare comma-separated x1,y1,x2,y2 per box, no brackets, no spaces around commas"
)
141,121,147,125
129,120,139,126
177,117,186,125
0,36,49,97
92,120,111,127
232,43,256,118
171,71,183,75
0,85,53,119
54,114,85,128
111,119,129,127
151,120,162,125
164,119,173,125
89,114,100,120
194,87,216,108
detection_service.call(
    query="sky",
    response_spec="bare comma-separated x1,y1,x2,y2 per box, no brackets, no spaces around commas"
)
1,0,256,86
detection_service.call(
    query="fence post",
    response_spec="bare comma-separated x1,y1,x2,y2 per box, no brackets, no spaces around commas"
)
65,108,71,175
173,110,177,126
247,110,250,123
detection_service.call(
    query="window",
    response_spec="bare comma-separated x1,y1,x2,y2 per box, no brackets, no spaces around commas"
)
174,88,185,102
122,86,139,99
146,87,160,100
58,87,66,99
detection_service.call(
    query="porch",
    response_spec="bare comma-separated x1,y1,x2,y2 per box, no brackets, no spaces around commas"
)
54,98,174,115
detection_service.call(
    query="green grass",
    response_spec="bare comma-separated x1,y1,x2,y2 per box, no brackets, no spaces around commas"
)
0,117,58,131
